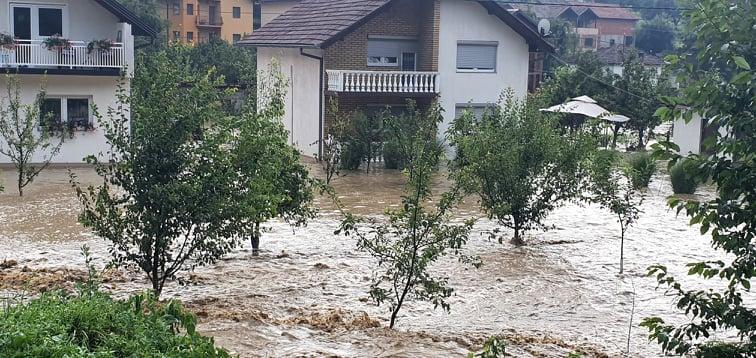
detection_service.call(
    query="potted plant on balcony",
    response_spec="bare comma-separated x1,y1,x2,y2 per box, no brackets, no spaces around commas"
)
0,33,16,49
87,39,114,54
42,35,72,52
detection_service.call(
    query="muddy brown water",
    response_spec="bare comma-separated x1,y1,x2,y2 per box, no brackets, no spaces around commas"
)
0,163,746,357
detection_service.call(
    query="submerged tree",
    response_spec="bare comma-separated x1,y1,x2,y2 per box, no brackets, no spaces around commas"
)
450,91,592,245
0,75,64,196
74,49,314,297
588,150,644,274
641,0,756,355
337,102,479,328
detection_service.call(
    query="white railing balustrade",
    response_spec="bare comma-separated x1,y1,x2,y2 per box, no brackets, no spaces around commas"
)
327,70,440,93
0,40,126,69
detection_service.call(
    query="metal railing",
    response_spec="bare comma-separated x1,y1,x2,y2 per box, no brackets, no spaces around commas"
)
327,70,440,93
0,40,125,69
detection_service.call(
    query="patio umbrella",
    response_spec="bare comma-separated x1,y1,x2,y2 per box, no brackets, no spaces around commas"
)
540,95,612,119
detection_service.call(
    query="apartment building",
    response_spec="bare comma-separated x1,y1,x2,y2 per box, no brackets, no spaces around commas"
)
240,0,553,157
161,0,254,44
0,0,155,164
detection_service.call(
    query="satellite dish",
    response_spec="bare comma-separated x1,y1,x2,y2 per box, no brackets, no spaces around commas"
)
538,19,551,36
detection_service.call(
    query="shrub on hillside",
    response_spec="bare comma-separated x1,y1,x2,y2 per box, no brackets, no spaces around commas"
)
626,152,657,189
0,291,228,357
670,159,698,194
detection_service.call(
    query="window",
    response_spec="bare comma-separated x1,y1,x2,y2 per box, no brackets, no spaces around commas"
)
456,43,497,72
40,97,92,131
172,0,180,15
455,104,495,120
584,37,594,48
233,7,241,18
186,31,194,42
173,31,181,41
38,8,63,36
367,38,417,68
186,3,194,15
625,36,634,46
233,34,241,43
11,5,67,39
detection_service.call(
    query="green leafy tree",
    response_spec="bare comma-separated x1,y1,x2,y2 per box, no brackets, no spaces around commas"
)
73,49,314,297
0,75,64,196
588,150,644,274
118,0,165,44
187,38,257,87
641,0,756,355
635,15,677,55
337,102,479,328
450,91,593,245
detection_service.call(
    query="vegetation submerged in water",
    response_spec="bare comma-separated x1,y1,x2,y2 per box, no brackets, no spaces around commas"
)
0,290,228,357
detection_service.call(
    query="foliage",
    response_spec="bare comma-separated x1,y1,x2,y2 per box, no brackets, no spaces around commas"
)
468,336,507,358
340,142,363,171
86,39,114,54
41,35,71,51
117,0,165,40
450,91,593,245
73,48,314,297
625,152,657,189
0,75,64,196
0,33,15,49
317,98,349,184
642,0,756,355
380,101,438,171
605,49,670,149
668,158,697,194
543,18,579,74
185,38,257,87
337,102,479,329
588,150,644,274
0,290,228,357
539,51,612,108
635,15,677,54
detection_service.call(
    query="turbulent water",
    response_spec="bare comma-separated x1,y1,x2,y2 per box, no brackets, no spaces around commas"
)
0,164,745,357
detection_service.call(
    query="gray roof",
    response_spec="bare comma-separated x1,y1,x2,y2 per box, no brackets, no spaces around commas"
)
240,0,554,52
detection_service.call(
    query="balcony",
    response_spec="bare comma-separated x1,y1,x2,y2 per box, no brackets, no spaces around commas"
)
0,40,126,70
327,70,440,94
196,15,223,27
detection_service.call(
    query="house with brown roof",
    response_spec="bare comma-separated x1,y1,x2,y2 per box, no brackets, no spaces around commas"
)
596,44,664,76
239,0,553,157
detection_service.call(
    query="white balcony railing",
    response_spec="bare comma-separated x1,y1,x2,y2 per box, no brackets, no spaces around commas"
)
327,70,440,93
0,40,126,69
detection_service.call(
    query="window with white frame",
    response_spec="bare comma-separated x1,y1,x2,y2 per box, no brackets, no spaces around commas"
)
40,97,93,131
367,38,417,68
11,4,68,40
455,104,496,120
456,42,498,72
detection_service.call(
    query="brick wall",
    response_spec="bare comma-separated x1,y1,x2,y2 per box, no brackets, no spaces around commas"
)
596,19,637,36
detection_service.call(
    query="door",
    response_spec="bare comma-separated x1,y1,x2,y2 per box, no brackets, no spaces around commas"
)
401,52,416,71
209,5,219,24
12,6,31,40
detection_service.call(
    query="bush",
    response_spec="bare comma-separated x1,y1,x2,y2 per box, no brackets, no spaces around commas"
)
0,291,228,357
626,152,657,189
670,159,698,194
382,140,404,170
340,142,364,170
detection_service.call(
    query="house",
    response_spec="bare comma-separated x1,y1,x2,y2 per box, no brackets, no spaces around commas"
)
510,1,639,51
0,0,156,164
238,0,553,157
596,44,663,76
161,0,254,44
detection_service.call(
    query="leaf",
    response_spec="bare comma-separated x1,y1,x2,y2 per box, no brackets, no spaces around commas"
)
731,71,751,85
733,56,751,70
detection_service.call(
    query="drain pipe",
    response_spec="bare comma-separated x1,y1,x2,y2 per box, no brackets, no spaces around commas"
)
300,48,324,159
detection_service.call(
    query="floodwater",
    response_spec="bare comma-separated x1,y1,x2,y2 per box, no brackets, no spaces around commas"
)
0,163,744,357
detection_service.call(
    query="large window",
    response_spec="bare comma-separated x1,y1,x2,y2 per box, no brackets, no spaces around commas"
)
456,43,497,72
11,4,67,39
233,7,241,18
367,38,417,68
172,1,181,15
40,97,92,131
186,3,194,16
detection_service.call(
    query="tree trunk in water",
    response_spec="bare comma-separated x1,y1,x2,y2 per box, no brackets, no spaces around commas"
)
510,220,525,246
619,229,625,274
637,129,645,150
251,222,261,255
612,124,620,149
17,168,23,197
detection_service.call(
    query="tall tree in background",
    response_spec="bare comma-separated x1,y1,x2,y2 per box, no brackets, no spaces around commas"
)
118,0,165,43
635,15,676,54
641,0,756,355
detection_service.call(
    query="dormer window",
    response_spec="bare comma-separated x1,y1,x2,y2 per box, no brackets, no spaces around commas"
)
11,4,67,40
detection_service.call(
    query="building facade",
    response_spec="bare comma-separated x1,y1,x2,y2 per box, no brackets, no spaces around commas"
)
0,0,155,164
161,0,254,44
241,0,552,157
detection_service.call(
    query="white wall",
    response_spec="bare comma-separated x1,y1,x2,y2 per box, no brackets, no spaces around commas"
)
437,0,530,135
0,75,126,164
260,0,299,26
0,0,123,40
672,113,702,156
257,47,322,157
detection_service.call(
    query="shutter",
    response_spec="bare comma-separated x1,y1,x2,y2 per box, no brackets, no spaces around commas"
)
456,44,497,71
368,39,400,58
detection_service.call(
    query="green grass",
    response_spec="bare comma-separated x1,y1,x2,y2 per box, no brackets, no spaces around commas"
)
0,290,228,357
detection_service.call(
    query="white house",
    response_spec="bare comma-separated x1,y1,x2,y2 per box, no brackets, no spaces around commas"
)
0,0,155,164
240,0,553,157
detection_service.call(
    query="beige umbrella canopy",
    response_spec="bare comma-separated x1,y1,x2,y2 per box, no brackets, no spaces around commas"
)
541,96,629,123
